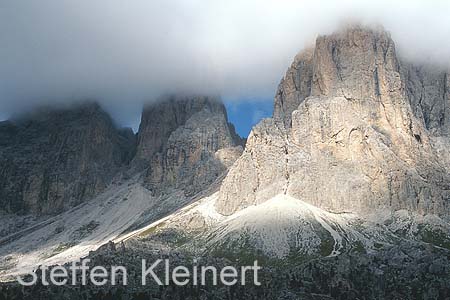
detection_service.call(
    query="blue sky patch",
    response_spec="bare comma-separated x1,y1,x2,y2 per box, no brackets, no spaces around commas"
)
224,98,273,138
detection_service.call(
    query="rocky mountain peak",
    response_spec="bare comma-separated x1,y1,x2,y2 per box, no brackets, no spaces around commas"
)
134,95,244,196
274,25,403,128
134,95,240,163
0,102,136,215
273,46,314,128
311,25,399,99
216,24,450,216
274,25,450,136
0,95,245,215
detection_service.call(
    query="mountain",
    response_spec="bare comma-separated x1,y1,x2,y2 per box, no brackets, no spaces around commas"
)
1,25,450,300
134,95,244,196
102,25,450,298
216,25,450,216
0,102,135,215
0,95,243,215
0,95,244,281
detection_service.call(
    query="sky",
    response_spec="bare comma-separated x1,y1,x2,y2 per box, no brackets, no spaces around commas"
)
225,98,274,137
1,0,450,136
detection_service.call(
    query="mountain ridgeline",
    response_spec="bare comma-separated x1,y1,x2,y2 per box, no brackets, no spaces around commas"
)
0,96,244,215
1,26,449,218
1,25,450,299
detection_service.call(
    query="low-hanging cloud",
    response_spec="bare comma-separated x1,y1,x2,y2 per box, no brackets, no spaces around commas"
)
0,0,449,127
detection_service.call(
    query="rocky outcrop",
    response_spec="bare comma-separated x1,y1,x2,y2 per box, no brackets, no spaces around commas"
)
0,102,136,215
274,26,450,136
273,47,314,128
216,25,450,216
135,95,244,196
0,95,243,215
216,119,289,215
402,63,450,136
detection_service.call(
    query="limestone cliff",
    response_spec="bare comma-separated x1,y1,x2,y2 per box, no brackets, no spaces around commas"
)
0,95,243,215
273,47,314,128
0,102,136,215
403,63,450,136
216,25,450,216
134,95,244,196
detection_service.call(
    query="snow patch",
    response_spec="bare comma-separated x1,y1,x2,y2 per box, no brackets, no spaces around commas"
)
208,194,356,258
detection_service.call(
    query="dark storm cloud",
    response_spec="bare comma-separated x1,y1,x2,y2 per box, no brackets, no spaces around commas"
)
0,0,449,127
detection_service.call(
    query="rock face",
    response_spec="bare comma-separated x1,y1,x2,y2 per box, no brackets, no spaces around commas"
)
0,103,136,215
216,25,450,216
134,95,244,196
0,95,243,215
273,27,450,135
403,63,450,136
273,47,314,128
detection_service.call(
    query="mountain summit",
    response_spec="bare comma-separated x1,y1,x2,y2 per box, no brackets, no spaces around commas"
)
134,95,244,196
216,25,450,216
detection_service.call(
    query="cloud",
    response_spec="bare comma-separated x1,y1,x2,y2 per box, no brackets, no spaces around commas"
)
0,0,449,127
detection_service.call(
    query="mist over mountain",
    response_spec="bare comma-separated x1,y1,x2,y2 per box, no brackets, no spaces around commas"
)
1,23,450,299
1,1,450,298
1,0,450,131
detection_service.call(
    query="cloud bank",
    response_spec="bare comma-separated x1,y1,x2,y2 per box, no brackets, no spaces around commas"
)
0,0,449,127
